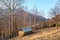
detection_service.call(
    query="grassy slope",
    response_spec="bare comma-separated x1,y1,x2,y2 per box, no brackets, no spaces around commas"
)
9,27,60,40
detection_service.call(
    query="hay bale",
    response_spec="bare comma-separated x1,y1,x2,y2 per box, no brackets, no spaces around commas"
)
18,31,25,37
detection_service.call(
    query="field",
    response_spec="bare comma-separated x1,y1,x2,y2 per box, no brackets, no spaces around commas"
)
9,27,60,40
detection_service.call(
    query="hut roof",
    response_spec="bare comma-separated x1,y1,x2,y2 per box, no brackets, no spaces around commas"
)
20,27,32,32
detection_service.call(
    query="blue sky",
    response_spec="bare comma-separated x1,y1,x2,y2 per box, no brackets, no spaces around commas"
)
0,0,58,18
24,0,58,18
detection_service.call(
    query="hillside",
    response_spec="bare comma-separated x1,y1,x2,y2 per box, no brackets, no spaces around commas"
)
9,27,60,40
32,14,60,30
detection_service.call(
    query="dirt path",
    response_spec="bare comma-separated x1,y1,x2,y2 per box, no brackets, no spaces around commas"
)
9,27,60,40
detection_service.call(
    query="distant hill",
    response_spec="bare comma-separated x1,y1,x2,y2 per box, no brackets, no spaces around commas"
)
14,9,47,29
0,9,47,30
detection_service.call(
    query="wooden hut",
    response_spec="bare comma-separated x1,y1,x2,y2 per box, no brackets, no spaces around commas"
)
18,27,33,37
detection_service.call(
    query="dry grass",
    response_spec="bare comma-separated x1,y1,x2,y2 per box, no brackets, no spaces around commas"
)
35,31,60,40
9,27,60,40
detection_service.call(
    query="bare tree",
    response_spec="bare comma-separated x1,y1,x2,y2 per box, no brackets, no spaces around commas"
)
0,7,3,38
31,7,42,30
49,0,60,28
32,7,38,25
0,0,25,39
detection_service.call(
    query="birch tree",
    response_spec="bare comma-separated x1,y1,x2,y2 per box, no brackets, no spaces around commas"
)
0,0,25,39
